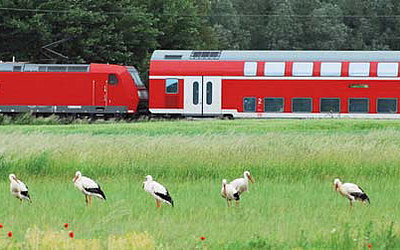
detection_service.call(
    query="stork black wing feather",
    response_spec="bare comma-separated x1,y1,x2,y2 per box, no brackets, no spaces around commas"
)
20,191,30,198
154,191,174,207
84,187,106,200
350,192,370,204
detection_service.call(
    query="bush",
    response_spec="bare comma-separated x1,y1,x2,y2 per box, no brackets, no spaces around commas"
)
14,112,35,125
0,114,12,125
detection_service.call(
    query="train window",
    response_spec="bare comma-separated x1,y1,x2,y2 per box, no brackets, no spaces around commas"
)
244,62,257,76
349,63,370,77
264,62,285,76
292,62,313,77
108,74,119,85
349,98,369,113
320,63,342,77
377,98,397,113
193,81,199,105
67,66,89,72
377,63,398,77
164,55,182,60
206,82,213,105
47,66,67,72
127,68,145,87
166,78,178,94
24,65,40,72
13,66,22,72
130,72,144,87
320,98,340,113
243,98,256,112
292,98,312,113
39,66,47,72
264,98,284,112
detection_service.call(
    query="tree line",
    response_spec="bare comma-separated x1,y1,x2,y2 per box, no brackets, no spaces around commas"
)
1,0,400,78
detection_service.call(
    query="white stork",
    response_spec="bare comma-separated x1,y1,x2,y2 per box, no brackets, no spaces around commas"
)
230,171,255,195
143,175,174,208
73,171,106,206
221,179,240,207
334,178,370,207
9,174,31,203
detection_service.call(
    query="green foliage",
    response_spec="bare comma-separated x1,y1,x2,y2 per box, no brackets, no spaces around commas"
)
0,114,12,125
209,0,250,49
3,0,400,76
306,3,349,49
265,0,302,49
147,0,204,49
14,112,35,125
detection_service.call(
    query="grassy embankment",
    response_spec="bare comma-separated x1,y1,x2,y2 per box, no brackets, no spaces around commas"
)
0,119,400,249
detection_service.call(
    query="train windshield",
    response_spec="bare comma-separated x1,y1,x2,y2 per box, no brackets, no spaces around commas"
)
127,67,145,87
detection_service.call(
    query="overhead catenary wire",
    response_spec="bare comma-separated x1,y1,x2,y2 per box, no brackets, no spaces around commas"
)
1,7,400,18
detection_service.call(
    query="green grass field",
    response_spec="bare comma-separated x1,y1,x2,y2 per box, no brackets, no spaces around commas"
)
1,119,400,249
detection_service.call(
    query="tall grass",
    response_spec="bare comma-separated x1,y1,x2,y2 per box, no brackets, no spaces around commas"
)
0,119,400,248
0,120,400,180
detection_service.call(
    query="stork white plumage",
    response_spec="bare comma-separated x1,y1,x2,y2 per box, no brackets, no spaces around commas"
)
221,179,240,207
334,178,370,207
73,171,106,206
9,174,31,203
230,171,255,195
143,175,174,208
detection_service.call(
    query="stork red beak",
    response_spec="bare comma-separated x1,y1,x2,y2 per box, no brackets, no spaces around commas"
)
334,183,338,191
248,175,255,184
73,175,78,183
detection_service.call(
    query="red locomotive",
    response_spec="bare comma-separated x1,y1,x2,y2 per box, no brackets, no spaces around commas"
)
0,63,147,116
149,50,400,118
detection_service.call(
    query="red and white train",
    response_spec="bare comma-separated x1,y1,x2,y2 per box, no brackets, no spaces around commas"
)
2,50,400,119
0,63,147,116
149,50,400,118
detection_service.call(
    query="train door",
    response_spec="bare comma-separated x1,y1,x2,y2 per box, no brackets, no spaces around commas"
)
202,77,221,115
184,77,202,115
106,73,120,106
92,78,107,106
183,77,221,116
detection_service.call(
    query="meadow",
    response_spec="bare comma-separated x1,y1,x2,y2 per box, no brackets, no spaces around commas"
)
1,119,400,249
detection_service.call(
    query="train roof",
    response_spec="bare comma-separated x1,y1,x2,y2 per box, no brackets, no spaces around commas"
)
0,63,90,72
151,50,400,62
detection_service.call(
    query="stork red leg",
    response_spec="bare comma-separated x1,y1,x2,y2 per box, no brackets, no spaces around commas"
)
156,199,161,208
85,194,88,206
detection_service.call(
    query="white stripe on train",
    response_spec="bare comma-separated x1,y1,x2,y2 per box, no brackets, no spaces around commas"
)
149,108,400,119
149,76,400,81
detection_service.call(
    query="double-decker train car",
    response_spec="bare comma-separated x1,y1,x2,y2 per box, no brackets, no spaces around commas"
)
0,63,148,116
149,50,400,118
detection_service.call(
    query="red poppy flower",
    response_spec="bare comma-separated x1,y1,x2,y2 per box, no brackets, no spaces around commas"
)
64,223,69,229
69,231,74,238
200,236,206,241
368,243,372,249
0,223,3,229
7,231,12,238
